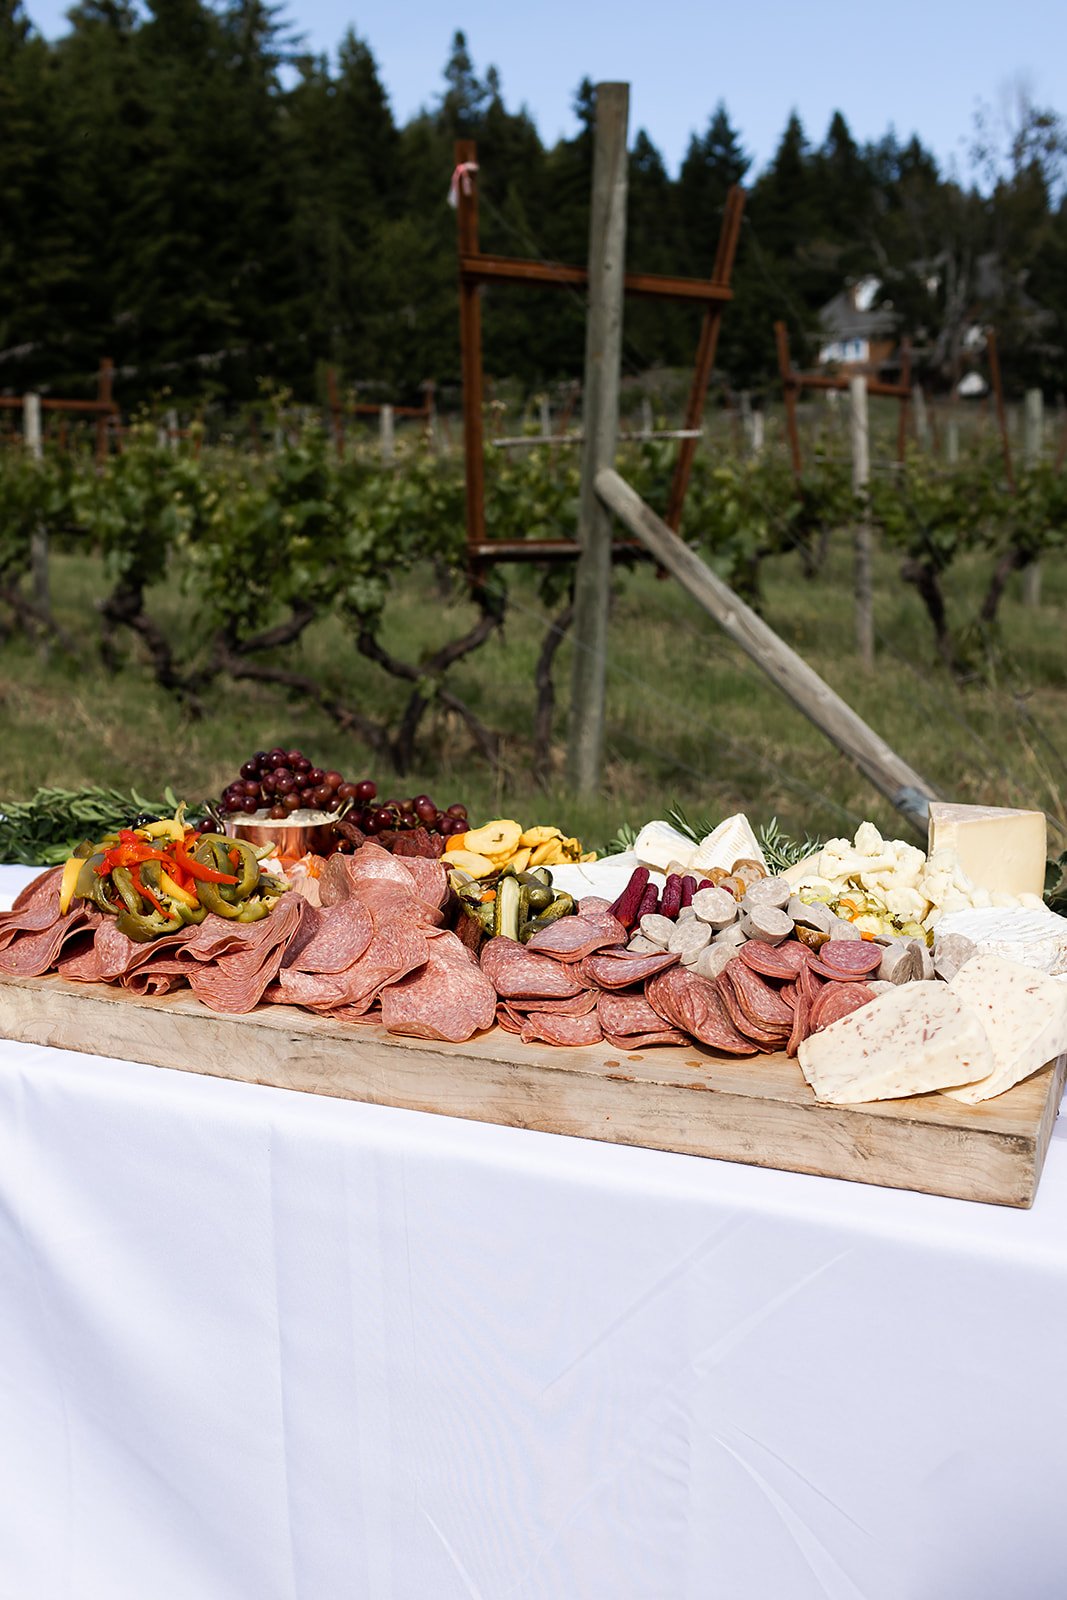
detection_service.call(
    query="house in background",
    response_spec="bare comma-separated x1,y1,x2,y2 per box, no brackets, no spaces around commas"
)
816,276,899,374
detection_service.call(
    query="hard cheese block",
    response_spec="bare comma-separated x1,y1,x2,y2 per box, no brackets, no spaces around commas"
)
797,983,992,1105
927,802,1046,898
941,950,1067,1104
935,905,1067,976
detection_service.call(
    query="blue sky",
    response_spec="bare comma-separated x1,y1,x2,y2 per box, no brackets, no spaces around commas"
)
23,0,1067,178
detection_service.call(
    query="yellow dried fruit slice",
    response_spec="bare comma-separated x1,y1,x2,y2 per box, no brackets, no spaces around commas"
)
506,846,532,875
444,849,498,880
518,825,563,847
444,833,470,853
528,839,566,867
465,819,523,858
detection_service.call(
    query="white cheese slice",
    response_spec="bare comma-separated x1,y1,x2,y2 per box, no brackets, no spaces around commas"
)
927,802,1047,898
797,985,993,1105
690,813,766,876
935,905,1067,976
940,951,1067,1103
632,820,696,874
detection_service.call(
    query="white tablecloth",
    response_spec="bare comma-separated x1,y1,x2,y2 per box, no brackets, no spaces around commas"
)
3,863,1067,1599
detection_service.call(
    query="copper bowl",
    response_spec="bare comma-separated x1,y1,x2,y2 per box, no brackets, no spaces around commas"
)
218,802,351,859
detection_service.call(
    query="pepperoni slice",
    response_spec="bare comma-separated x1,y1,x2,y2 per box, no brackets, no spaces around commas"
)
737,941,796,980
809,980,875,1032
816,939,884,974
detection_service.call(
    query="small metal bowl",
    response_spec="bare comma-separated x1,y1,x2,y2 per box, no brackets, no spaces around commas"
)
219,802,351,859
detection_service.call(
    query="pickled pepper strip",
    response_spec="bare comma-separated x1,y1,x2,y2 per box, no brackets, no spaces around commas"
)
174,836,238,884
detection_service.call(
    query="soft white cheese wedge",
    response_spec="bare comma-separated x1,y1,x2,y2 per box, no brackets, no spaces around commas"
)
935,905,1067,976
690,813,766,875
632,820,696,874
798,985,993,1105
940,951,1067,1103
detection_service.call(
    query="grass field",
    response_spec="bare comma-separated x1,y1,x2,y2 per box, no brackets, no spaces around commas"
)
4,533,1067,855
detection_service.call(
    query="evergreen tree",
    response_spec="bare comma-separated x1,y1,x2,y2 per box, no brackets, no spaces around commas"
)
677,102,749,273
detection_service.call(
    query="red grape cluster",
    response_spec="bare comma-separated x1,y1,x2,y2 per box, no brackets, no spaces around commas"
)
220,750,469,838
220,748,359,819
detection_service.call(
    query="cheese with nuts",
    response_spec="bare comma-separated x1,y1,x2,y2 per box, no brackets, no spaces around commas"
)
941,951,1067,1103
797,985,993,1104
927,802,1047,899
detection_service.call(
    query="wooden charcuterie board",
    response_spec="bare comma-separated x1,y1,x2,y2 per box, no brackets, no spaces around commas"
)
0,971,1062,1208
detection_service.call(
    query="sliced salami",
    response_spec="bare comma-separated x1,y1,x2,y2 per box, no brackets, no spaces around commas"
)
9,865,63,915
645,967,759,1055
578,896,615,916
786,986,811,1057
602,1029,689,1051
597,990,674,1038
514,989,600,1017
495,1002,523,1033
479,937,584,999
816,939,884,975
716,973,789,1048
281,900,374,974
519,1011,603,1048
722,958,794,1030
525,911,627,963
186,895,308,1014
580,948,678,990
380,931,495,1042
809,980,875,1033
737,940,797,980
0,907,91,977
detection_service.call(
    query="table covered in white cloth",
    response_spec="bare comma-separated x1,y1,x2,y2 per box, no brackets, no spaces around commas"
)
1,863,1065,1600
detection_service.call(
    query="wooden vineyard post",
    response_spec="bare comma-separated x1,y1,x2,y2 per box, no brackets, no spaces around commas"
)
1022,387,1044,606
775,321,803,477
380,404,395,464
95,358,113,463
23,392,50,623
594,467,938,825
850,376,874,669
454,139,486,559
567,82,629,797
912,384,930,451
896,340,912,462
986,329,1015,489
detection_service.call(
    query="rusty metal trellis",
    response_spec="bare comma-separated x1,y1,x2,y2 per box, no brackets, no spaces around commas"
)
0,359,117,462
774,321,913,476
454,138,746,571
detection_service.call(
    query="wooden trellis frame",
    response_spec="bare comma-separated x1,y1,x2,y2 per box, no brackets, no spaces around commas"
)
454,138,746,570
0,358,116,462
774,321,912,475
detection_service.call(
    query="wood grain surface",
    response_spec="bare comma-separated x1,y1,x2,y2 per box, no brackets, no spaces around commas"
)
0,972,1062,1208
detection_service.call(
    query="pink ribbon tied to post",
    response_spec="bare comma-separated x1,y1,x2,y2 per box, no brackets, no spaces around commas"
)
447,161,479,208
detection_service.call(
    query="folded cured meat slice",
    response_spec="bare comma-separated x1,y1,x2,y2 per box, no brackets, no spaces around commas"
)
0,869,65,950
479,937,585,999
0,906,92,977
578,896,615,916
524,912,626,963
511,989,600,1017
580,948,678,989
379,930,495,1043
715,972,789,1049
185,896,307,1014
786,985,811,1057
809,980,875,1033
9,865,63,916
645,967,759,1055
602,1028,689,1050
495,1003,523,1033
597,990,678,1038
289,903,431,1015
811,939,883,977
281,900,373,974
738,939,805,981
519,1011,603,1047
722,958,794,1030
